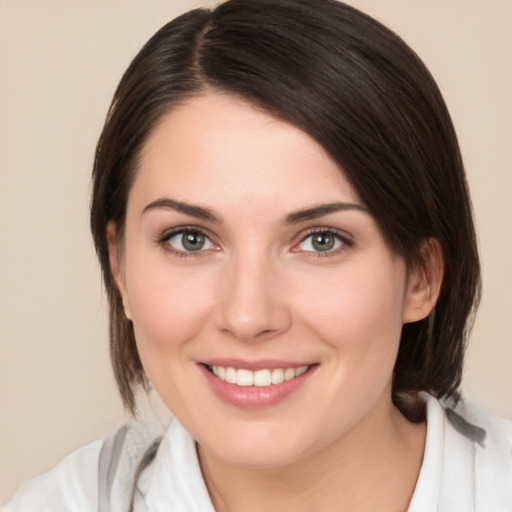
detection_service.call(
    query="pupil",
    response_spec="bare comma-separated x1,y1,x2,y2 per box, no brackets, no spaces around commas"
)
182,232,205,251
312,233,334,251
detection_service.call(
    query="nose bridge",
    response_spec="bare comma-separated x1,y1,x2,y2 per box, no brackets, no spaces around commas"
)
216,244,291,341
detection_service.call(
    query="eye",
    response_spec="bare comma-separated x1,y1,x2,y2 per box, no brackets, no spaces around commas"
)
296,230,350,254
163,229,215,253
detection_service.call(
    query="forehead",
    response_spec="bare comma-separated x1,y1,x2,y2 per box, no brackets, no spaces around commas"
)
132,93,360,211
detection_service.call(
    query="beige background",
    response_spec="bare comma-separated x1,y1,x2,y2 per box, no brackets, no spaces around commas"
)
1,0,511,503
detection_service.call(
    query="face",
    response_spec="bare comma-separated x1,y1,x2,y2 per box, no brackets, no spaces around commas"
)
110,93,430,469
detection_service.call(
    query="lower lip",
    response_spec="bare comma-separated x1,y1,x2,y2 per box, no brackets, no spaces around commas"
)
198,364,316,408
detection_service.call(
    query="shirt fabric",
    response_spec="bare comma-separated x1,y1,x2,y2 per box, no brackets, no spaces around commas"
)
3,394,512,511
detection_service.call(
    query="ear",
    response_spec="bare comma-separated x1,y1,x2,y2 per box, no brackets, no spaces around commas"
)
403,238,444,324
106,221,132,320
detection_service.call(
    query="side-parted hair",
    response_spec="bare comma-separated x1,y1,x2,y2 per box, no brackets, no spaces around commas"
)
90,0,480,418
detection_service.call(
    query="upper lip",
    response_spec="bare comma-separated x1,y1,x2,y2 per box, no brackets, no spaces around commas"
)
199,358,316,371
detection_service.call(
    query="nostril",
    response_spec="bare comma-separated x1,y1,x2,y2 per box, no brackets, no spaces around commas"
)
257,329,279,338
219,326,281,343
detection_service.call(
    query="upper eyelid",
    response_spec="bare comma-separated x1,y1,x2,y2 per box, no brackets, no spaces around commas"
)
289,227,354,257
159,225,216,241
296,226,353,243
156,226,220,253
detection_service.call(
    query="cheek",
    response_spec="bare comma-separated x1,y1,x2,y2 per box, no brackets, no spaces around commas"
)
124,259,218,411
298,259,407,360
124,254,215,357
296,260,408,427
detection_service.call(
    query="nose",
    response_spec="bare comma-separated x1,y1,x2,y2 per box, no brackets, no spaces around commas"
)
215,252,292,343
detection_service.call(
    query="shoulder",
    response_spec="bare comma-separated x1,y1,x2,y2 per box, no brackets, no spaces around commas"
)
446,396,512,465
411,394,512,511
436,394,512,510
2,438,103,512
2,421,162,512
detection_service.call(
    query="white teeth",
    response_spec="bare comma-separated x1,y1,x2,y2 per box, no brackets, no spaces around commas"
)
271,368,285,384
295,366,308,376
209,364,310,387
236,369,254,386
225,367,237,384
284,368,296,381
254,369,272,387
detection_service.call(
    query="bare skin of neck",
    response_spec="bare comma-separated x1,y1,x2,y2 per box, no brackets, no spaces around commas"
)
198,397,426,512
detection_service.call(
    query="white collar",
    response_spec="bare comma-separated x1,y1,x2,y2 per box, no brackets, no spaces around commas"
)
140,394,511,511
143,419,214,512
407,393,446,511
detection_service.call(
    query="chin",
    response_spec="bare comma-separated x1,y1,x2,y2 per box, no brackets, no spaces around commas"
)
201,440,306,470
194,415,328,470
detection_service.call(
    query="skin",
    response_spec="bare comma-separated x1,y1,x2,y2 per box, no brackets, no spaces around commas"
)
108,93,443,511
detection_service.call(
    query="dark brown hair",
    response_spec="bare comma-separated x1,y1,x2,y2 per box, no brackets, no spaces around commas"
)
91,0,481,416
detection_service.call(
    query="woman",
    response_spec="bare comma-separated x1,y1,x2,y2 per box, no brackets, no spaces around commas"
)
4,0,511,510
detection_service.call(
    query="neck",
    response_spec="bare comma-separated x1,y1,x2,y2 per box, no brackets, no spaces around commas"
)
198,398,426,512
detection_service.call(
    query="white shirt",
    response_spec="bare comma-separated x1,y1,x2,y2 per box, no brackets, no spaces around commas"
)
3,394,512,511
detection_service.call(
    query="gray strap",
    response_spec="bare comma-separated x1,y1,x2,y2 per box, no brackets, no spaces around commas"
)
98,424,129,512
445,408,486,447
129,437,163,511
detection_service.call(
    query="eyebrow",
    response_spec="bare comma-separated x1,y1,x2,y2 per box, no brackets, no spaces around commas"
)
283,202,369,224
141,198,221,222
141,197,368,224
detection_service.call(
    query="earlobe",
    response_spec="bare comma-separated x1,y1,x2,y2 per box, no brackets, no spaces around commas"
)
403,238,444,324
106,221,132,320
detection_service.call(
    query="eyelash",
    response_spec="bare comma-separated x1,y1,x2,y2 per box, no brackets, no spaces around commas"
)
156,226,219,258
156,226,353,258
293,228,353,257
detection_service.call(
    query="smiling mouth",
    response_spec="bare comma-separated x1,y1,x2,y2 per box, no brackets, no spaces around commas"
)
205,364,312,387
